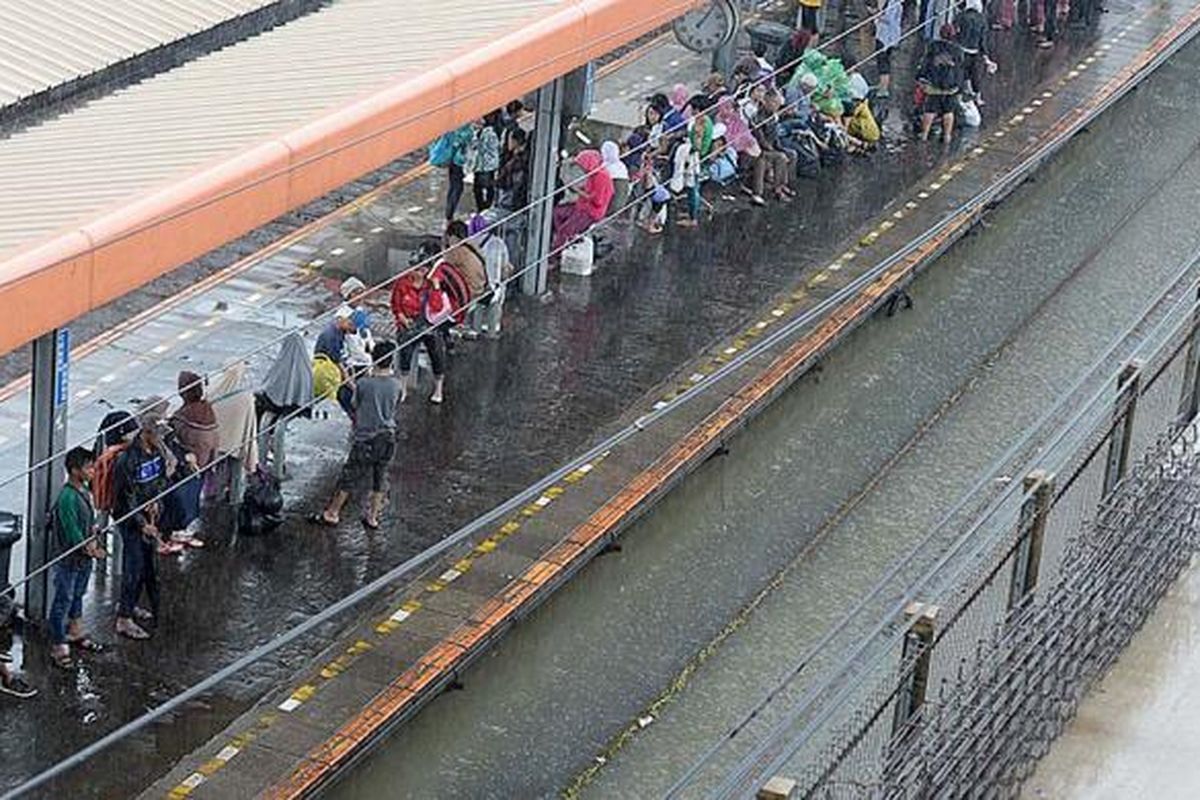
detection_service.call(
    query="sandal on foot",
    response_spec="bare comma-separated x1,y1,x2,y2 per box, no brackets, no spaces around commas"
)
361,516,381,531
308,512,339,528
51,651,74,670
69,637,105,654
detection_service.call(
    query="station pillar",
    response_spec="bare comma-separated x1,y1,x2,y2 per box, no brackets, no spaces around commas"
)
25,328,69,622
522,75,566,296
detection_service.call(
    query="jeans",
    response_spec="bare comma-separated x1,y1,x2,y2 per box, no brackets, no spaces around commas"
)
398,327,448,377
446,164,465,221
118,525,158,619
473,170,496,211
49,559,92,644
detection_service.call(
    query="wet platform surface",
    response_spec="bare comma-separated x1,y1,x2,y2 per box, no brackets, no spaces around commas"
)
2,1,1197,797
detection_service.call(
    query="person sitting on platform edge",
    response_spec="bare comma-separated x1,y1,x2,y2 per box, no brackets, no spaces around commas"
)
48,446,108,669
314,340,401,530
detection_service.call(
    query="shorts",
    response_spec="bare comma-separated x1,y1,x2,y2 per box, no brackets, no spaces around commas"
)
875,41,892,75
800,4,819,33
338,434,396,493
923,92,958,116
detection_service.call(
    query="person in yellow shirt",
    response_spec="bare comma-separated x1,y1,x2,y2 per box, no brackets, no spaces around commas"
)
798,0,823,43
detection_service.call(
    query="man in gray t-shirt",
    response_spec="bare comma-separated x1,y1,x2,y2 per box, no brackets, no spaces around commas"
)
315,341,401,530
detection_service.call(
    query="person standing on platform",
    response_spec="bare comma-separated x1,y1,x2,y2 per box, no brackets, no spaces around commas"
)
873,0,903,96
313,340,400,530
473,112,503,213
48,447,106,668
113,399,171,641
798,0,823,43
430,124,474,224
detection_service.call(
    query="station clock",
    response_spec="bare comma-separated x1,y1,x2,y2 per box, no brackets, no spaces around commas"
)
672,0,740,53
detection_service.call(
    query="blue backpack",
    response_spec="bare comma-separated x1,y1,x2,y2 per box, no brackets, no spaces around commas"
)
428,133,455,168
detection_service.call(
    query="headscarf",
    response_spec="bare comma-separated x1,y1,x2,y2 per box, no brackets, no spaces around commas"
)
669,83,690,111
601,141,629,182
573,150,615,223
176,371,216,427
715,97,760,157
173,370,218,467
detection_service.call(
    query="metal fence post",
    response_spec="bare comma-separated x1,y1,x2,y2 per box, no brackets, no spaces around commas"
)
892,601,939,736
1102,362,1141,497
25,328,70,623
1008,469,1055,611
1178,288,1200,422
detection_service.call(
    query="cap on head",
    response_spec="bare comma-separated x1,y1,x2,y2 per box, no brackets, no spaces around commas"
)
136,395,168,431
339,276,366,300
335,304,354,322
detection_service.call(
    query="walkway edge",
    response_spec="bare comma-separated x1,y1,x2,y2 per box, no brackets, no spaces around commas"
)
247,11,1200,798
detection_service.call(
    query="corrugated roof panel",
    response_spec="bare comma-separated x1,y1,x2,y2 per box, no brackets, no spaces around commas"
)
0,0,570,256
0,0,278,107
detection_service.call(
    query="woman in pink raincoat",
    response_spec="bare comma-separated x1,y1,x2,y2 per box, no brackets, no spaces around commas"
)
551,150,614,252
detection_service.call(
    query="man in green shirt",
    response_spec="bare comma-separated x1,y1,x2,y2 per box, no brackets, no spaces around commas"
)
48,447,106,669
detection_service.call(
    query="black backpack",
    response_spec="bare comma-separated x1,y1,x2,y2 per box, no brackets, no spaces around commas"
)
238,469,284,536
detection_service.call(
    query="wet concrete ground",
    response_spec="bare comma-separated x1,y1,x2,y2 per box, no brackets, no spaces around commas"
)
1022,557,1200,800
329,20,1200,800
0,4,1177,798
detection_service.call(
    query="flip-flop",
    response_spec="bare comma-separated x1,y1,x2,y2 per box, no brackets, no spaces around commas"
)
51,651,74,670
69,638,105,653
361,516,381,531
308,512,339,528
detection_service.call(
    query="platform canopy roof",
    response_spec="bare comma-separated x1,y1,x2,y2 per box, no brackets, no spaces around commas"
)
0,0,280,109
0,0,695,355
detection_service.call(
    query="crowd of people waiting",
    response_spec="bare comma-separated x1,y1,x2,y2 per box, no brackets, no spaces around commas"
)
0,0,1108,700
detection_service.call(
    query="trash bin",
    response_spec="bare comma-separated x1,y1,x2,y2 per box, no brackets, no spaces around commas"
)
745,20,793,63
0,511,21,626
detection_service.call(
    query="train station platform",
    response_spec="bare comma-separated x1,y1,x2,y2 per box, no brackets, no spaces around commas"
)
4,0,1200,798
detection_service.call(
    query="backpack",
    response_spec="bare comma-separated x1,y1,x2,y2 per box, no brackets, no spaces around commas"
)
428,132,456,168
238,468,284,536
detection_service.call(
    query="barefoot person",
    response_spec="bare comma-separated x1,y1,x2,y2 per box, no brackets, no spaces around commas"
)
314,341,401,530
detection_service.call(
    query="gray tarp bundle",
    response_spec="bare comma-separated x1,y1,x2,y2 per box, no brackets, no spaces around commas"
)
261,332,313,409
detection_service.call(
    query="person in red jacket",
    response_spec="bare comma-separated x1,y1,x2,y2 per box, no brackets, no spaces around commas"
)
390,260,452,404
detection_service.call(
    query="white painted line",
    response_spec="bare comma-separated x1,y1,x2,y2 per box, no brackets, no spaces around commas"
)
330,248,346,257
310,258,327,267
689,373,705,383
653,400,668,410
278,697,303,712
151,344,169,354
723,346,738,355
389,608,412,623
578,463,594,474
245,293,262,304
99,374,116,383
370,227,384,234
535,495,553,507
438,569,462,583
215,745,240,763
177,330,195,340
181,773,205,790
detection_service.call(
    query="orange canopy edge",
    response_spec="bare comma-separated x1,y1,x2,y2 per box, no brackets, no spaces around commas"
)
0,0,698,356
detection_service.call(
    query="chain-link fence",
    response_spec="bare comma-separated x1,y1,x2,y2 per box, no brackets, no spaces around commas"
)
679,267,1200,798
796,313,1200,797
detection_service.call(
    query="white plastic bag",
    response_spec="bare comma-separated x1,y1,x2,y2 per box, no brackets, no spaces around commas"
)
960,98,982,128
